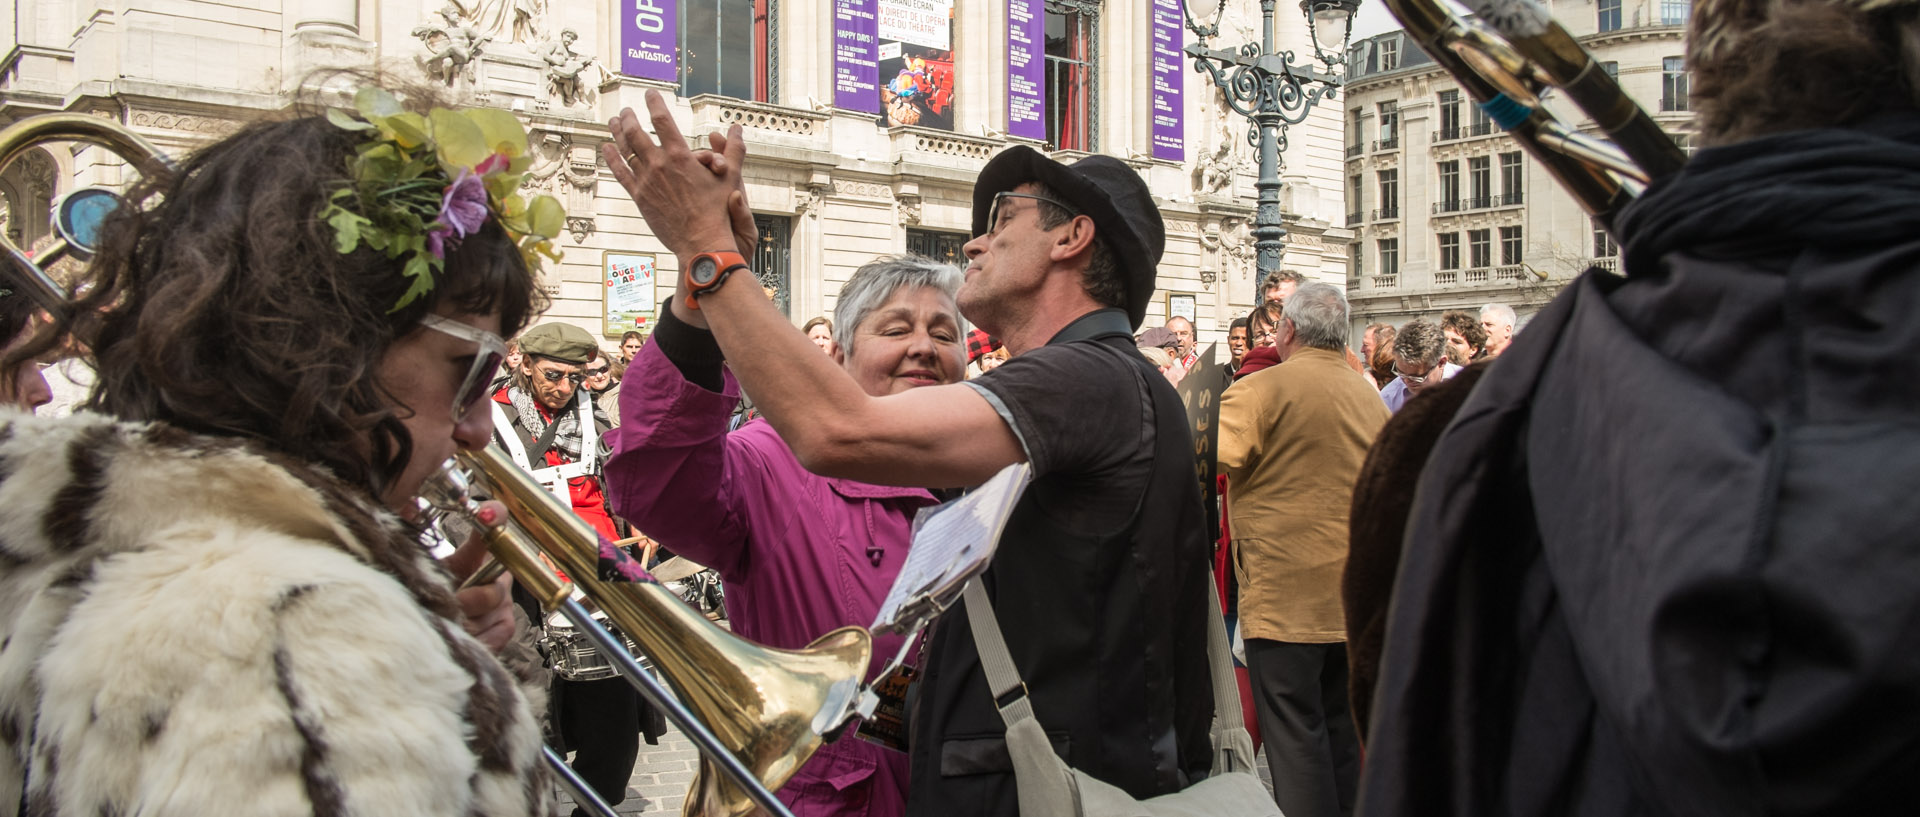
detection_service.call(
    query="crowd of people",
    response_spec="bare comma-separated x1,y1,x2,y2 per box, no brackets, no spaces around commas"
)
0,0,1916,812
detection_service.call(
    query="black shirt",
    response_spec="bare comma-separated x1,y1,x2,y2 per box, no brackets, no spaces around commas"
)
907,309,1214,817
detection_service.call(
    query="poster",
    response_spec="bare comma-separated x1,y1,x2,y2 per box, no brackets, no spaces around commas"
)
621,0,678,82
834,0,882,112
1150,0,1186,160
877,0,955,129
1168,292,1198,323
603,252,658,336
1006,0,1045,141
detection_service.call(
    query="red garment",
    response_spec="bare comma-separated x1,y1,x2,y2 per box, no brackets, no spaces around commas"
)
1214,473,1263,750
491,388,617,539
1234,346,1283,380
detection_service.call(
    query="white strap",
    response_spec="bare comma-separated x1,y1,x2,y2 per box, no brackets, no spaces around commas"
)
575,391,598,475
490,399,586,505
962,570,1244,739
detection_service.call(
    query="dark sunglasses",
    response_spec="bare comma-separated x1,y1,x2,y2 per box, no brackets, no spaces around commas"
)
417,314,507,422
539,368,589,385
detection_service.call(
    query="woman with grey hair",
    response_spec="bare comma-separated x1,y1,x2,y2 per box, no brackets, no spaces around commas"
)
603,255,964,817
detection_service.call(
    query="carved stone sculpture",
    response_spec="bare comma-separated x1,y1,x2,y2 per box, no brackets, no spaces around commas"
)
538,29,611,109
413,5,490,87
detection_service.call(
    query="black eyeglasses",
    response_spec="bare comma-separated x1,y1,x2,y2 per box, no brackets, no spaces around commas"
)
539,368,588,385
982,192,1080,238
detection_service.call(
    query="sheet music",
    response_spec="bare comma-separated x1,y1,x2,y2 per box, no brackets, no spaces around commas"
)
870,462,1032,634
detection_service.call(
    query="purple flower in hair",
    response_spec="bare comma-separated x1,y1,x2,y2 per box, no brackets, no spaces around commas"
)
437,169,491,242
425,223,455,259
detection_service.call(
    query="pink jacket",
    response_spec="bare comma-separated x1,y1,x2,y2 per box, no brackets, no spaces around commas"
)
606,341,931,817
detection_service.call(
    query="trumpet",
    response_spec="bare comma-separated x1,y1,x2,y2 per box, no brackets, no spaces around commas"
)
1384,0,1688,229
0,111,873,817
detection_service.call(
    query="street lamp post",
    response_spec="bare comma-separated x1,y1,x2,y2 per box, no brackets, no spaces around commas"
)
1183,0,1360,282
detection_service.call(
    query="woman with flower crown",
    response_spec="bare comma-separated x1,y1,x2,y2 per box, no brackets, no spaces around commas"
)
0,86,566,815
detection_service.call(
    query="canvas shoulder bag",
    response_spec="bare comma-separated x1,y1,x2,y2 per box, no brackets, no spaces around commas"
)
961,572,1280,817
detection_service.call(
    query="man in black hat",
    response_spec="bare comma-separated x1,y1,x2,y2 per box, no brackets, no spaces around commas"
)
602,90,1214,816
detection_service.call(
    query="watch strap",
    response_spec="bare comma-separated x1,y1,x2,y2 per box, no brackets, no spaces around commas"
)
683,250,752,310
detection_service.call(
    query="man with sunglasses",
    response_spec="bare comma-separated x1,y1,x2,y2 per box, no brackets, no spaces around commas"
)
605,93,1215,817
487,321,653,815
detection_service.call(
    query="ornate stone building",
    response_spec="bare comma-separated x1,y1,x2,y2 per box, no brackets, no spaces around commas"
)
1341,0,1694,335
1,0,1354,349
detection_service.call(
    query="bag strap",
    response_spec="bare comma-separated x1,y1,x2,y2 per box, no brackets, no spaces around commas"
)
961,570,1249,767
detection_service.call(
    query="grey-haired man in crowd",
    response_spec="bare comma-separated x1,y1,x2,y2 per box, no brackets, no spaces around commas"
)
601,91,1214,817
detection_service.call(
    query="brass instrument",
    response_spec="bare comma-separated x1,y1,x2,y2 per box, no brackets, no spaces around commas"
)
0,112,873,817
1383,0,1688,228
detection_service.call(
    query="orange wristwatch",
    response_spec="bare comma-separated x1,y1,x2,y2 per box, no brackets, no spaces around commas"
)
682,250,752,309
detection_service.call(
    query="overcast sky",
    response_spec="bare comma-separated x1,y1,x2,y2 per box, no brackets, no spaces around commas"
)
1352,2,1405,39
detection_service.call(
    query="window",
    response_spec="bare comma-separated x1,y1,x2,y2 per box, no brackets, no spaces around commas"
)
1500,151,1523,203
752,214,792,314
1662,56,1690,112
1349,107,1364,152
1661,0,1690,25
682,0,771,101
1437,90,1461,140
1593,218,1619,258
1379,238,1400,277
1469,101,1492,136
1469,229,1492,269
1602,61,1619,79
1045,0,1098,151
907,228,969,268
1349,174,1364,224
1500,225,1524,265
1598,0,1622,31
1673,132,1696,156
1438,233,1461,270
1469,156,1492,206
1379,38,1399,71
1378,101,1399,146
1377,168,1399,217
1351,242,1364,278
1437,160,1460,211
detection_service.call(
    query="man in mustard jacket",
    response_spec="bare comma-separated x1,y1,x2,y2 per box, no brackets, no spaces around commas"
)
1219,282,1390,817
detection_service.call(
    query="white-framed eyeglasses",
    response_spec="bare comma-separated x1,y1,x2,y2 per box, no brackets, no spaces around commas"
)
418,313,508,422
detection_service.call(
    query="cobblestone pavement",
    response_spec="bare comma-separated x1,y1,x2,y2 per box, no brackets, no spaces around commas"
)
552,725,1278,815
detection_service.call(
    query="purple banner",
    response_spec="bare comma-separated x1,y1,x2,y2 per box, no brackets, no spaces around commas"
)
835,0,881,112
1150,0,1185,160
1007,0,1045,141
621,0,678,82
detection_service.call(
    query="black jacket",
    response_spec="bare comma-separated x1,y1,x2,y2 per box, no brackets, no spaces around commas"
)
1359,109,1920,817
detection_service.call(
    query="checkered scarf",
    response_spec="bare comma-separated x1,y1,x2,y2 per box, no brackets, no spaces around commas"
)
506,384,611,465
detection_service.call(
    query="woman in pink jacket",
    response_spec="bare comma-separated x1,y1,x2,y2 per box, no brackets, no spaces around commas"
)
605,256,965,817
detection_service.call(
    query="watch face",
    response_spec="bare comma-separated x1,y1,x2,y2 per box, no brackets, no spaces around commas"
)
690,257,719,286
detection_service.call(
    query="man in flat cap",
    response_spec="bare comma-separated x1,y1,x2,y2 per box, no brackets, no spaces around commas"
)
604,91,1216,816
489,321,657,816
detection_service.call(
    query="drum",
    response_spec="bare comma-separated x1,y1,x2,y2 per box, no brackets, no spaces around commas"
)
540,609,650,682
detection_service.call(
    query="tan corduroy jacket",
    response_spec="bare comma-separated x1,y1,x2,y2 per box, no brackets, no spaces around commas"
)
1219,346,1391,643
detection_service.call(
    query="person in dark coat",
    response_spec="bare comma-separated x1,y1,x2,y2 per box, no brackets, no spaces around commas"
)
1359,0,1920,814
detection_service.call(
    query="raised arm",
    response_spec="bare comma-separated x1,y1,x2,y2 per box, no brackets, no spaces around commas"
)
602,93,1023,489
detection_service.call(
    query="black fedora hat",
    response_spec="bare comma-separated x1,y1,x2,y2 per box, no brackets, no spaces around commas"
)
971,146,1164,329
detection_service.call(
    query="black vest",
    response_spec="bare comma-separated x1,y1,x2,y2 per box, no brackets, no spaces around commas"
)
905,311,1215,817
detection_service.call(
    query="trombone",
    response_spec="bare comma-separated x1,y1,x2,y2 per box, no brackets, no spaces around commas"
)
0,112,871,817
1382,0,1689,230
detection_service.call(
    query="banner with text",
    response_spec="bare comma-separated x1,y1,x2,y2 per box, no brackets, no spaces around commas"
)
1150,0,1185,160
878,0,955,129
1007,0,1045,141
835,0,882,112
621,0,678,82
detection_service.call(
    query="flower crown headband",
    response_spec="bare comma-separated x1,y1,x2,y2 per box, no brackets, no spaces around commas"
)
322,87,565,311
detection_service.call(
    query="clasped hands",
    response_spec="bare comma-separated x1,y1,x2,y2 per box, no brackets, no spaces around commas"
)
604,90,759,329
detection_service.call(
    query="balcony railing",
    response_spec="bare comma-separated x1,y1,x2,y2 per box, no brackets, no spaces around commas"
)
1372,137,1400,151
1372,206,1400,221
1346,143,1365,158
1432,122,1498,142
1432,193,1524,214
1347,211,1365,226
1494,264,1527,281
1434,270,1458,285
1372,274,1399,289
1463,268,1490,283
1589,256,1620,273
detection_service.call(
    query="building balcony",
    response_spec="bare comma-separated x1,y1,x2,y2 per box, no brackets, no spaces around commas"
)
1433,198,1462,214
1431,193,1523,214
1590,257,1621,273
1372,274,1399,289
1494,264,1527,281
1348,210,1365,226
1463,267,1489,284
1372,207,1400,221
1372,137,1400,152
1434,270,1458,285
1432,122,1498,143
1346,143,1365,158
